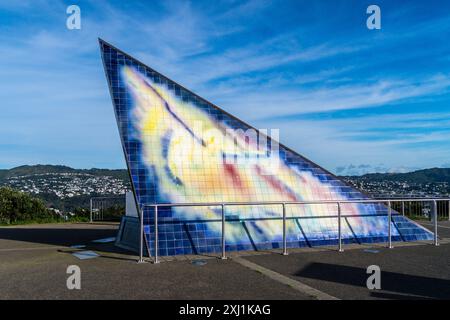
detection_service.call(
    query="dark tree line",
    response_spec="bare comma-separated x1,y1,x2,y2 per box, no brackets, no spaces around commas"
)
0,187,61,225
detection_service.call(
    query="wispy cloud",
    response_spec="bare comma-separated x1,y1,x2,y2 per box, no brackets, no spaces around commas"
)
208,73,450,122
335,164,422,176
259,110,450,175
0,0,449,170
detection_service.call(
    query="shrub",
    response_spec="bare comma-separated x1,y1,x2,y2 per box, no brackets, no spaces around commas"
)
0,187,60,225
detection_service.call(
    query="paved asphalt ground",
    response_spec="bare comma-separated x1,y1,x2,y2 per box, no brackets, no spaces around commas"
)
0,220,449,300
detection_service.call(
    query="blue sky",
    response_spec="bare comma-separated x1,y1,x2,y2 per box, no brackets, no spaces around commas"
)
0,0,449,175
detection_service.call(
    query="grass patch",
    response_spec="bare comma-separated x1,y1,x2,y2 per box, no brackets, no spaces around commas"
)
0,216,90,226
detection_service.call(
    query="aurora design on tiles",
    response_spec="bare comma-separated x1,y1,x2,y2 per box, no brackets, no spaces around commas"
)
100,40,434,255
122,65,391,242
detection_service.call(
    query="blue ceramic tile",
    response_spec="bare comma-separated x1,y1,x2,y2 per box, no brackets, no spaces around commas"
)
100,40,434,256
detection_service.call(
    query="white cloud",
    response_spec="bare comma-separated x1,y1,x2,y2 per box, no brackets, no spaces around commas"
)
0,0,449,170
256,110,450,175
203,73,450,121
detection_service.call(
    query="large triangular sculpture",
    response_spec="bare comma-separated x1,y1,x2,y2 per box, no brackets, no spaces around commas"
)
100,39,433,256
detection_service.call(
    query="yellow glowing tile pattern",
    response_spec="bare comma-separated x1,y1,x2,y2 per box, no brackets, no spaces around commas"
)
100,40,434,256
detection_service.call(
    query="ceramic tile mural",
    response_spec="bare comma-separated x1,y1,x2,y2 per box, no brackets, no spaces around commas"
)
100,39,434,256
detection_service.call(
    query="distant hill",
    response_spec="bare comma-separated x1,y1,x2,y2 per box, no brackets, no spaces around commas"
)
0,164,129,182
1,165,448,210
2,165,450,185
2,164,449,184
341,168,450,184
0,165,130,211
0,165,75,180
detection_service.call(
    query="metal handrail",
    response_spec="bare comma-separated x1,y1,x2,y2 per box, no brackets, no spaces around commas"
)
143,198,449,207
138,198,449,263
89,196,126,223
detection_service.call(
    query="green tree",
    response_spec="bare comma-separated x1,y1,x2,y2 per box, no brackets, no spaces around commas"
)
0,187,60,224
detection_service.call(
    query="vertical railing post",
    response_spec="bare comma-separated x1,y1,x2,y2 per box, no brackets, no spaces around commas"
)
282,203,288,256
433,200,439,246
402,201,405,216
387,201,393,249
89,198,93,223
437,201,441,220
221,204,226,260
448,200,450,222
411,201,413,217
338,202,343,252
154,205,159,264
138,207,144,263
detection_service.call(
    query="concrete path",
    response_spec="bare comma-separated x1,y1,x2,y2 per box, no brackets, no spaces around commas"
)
0,222,310,300
1,221,449,300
